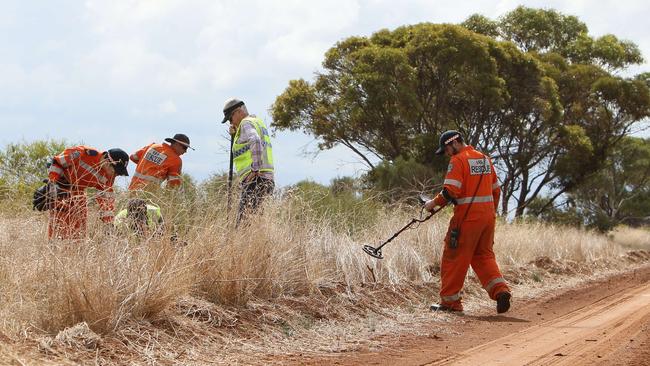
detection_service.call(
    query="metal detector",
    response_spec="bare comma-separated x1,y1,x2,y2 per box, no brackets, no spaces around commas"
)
227,134,234,213
363,194,442,259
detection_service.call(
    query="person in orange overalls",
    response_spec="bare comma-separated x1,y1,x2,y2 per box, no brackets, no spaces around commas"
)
128,134,193,192
46,146,129,239
425,130,511,313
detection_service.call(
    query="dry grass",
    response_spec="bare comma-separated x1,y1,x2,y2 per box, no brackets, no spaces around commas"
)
609,225,650,249
0,213,194,335
0,193,648,364
495,220,623,264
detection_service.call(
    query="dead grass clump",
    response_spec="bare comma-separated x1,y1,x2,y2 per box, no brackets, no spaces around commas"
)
625,250,650,263
53,322,101,350
528,256,585,275
0,215,195,335
36,238,192,333
496,220,622,265
610,226,650,249
192,206,318,306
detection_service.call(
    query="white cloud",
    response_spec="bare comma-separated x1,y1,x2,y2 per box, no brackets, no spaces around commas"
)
76,0,365,93
130,99,177,118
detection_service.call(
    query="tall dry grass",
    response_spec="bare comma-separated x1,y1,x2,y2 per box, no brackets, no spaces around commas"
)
0,213,194,335
0,191,644,339
609,225,650,249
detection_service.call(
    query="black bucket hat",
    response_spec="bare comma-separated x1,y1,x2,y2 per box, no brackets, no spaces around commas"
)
164,133,195,151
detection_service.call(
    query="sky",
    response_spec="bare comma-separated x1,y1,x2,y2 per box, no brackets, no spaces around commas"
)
1,0,649,188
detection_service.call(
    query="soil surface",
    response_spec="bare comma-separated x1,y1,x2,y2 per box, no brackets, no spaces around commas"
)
294,264,650,366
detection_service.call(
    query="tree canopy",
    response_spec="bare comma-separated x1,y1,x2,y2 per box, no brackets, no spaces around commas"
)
271,6,650,217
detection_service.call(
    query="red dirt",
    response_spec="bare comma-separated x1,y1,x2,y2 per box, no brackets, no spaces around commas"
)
291,264,650,366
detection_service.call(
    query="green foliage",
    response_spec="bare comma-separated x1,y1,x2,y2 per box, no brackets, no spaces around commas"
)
498,6,588,54
525,197,584,228
494,6,643,69
0,139,68,206
554,125,595,188
364,157,443,201
473,7,649,217
528,137,650,231
271,23,518,168
461,14,499,38
590,35,644,70
570,137,650,231
271,6,650,219
287,178,383,235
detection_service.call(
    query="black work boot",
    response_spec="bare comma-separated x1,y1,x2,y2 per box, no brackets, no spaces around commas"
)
496,292,511,314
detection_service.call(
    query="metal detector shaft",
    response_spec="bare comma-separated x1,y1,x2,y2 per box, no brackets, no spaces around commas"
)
227,134,234,212
374,206,442,252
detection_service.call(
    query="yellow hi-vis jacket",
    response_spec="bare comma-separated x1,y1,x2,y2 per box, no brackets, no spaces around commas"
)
114,204,163,230
232,116,274,181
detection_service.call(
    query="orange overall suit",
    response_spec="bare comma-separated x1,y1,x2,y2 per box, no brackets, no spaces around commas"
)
432,145,510,311
47,146,116,239
128,143,182,191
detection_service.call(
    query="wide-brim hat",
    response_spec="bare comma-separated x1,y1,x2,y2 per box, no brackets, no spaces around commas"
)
164,133,195,151
221,98,245,123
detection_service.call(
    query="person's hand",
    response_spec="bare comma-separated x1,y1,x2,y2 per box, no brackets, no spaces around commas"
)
229,124,236,136
424,199,438,212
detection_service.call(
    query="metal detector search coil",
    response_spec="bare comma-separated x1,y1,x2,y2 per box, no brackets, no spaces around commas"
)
363,244,385,259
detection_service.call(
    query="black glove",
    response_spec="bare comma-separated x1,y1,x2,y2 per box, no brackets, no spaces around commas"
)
33,184,49,211
33,182,60,211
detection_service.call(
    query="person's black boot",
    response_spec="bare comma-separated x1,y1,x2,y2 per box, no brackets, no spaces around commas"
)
496,292,511,314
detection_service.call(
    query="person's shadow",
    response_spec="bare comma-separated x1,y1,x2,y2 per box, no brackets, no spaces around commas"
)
465,315,530,323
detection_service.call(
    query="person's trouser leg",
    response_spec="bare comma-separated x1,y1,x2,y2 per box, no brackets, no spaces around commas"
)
236,177,274,227
439,217,482,311
470,216,510,300
48,194,87,240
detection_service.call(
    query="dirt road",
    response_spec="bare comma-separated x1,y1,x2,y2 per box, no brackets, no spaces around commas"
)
431,280,650,365
301,264,650,366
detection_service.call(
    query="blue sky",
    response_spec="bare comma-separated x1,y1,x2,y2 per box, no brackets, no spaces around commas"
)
1,0,649,187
